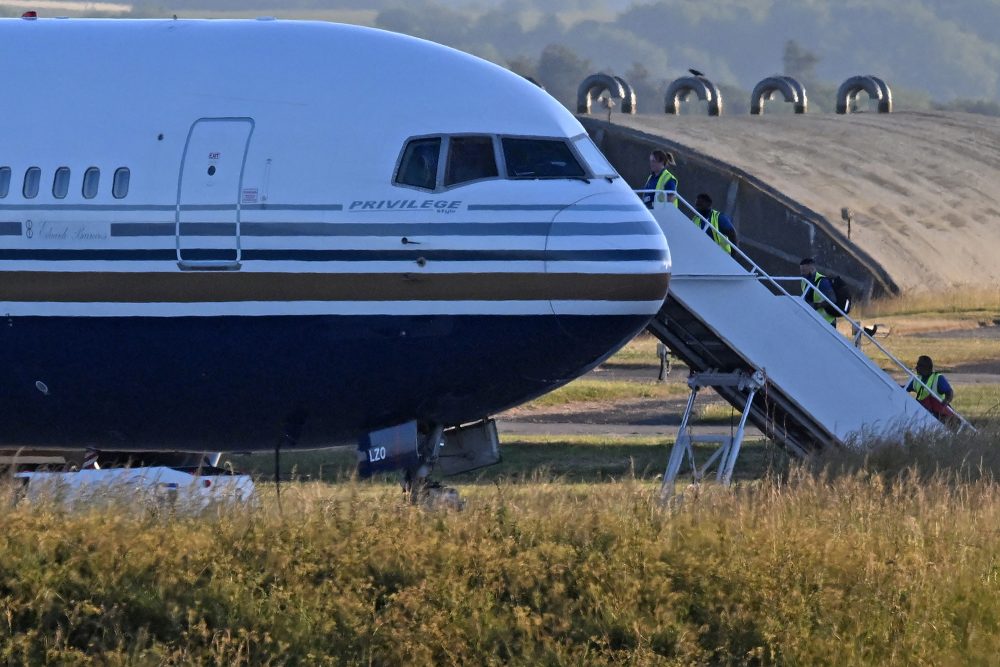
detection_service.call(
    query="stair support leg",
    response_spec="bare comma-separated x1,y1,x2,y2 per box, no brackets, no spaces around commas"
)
661,388,700,498
719,386,759,485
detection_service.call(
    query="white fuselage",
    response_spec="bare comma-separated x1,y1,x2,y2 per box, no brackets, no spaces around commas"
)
0,18,670,451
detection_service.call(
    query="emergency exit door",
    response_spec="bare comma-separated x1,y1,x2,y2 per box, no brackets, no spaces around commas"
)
176,118,254,270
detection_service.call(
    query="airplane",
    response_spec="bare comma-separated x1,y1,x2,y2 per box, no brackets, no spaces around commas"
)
0,16,670,490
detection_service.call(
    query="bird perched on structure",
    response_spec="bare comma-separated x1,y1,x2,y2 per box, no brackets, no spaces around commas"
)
688,68,705,77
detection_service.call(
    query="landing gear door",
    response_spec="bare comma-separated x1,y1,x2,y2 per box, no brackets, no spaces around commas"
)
176,118,254,271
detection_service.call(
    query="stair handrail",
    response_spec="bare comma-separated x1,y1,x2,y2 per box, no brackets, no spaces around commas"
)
635,188,975,432
765,276,974,433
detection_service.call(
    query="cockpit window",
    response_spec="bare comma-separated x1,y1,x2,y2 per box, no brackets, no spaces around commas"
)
445,136,498,187
396,137,441,190
0,167,9,198
572,135,618,178
502,138,586,179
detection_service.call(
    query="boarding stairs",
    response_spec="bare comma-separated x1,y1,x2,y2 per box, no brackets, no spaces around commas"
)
641,193,973,494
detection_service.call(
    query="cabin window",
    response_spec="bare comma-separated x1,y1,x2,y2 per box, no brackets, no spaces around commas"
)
444,135,498,187
395,138,441,190
82,167,100,199
23,167,41,199
52,167,71,199
501,138,586,179
112,167,130,199
572,135,618,178
0,167,10,198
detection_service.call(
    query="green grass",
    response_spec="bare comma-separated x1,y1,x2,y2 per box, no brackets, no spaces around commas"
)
868,335,1000,372
225,435,785,485
520,379,687,408
952,383,1000,418
603,333,661,366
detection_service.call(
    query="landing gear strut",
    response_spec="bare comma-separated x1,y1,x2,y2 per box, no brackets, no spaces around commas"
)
402,424,463,509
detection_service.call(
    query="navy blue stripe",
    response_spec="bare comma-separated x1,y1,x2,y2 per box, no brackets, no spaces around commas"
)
568,205,646,212
469,204,645,212
180,223,236,236
0,314,649,450
0,248,665,262
242,204,343,211
113,223,174,237
241,222,655,236
110,221,657,237
0,222,22,235
468,204,563,211
0,203,344,212
0,250,176,261
553,222,656,235
179,204,236,212
0,204,176,212
180,249,238,261
243,222,549,236
242,249,665,262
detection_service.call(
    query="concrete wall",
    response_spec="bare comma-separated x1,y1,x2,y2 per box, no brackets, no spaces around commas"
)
580,118,898,299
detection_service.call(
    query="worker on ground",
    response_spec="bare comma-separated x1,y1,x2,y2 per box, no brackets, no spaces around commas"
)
692,193,738,254
656,341,671,381
904,355,957,425
799,257,837,327
640,149,678,209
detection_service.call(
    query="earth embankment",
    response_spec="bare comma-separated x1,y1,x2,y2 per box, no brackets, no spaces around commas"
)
584,111,1000,295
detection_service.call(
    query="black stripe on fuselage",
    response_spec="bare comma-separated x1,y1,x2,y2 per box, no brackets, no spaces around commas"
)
109,221,659,237
0,248,666,262
468,204,645,212
0,203,344,212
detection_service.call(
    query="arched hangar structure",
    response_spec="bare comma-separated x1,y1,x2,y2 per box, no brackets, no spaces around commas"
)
750,76,807,114
613,75,637,114
576,73,635,114
664,76,723,116
836,75,892,114
866,75,893,112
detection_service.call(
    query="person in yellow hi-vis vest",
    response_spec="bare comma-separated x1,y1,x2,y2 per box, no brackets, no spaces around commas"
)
640,149,678,209
799,257,837,326
904,355,957,425
691,193,738,254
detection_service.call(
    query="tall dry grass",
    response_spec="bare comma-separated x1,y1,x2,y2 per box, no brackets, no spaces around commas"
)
859,286,1000,318
3,431,1000,665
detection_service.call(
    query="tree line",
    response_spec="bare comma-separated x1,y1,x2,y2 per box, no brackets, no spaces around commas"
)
13,0,1000,116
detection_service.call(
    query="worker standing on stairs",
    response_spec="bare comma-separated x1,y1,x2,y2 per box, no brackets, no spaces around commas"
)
640,149,678,209
905,355,958,426
692,193,738,254
799,257,837,327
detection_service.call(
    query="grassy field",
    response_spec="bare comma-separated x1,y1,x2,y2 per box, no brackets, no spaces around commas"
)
855,287,1000,319
227,435,787,486
520,378,688,408
4,441,1000,665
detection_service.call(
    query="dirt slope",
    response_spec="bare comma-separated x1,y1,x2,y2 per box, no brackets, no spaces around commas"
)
616,111,1000,291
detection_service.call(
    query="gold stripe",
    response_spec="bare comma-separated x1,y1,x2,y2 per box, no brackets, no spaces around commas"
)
0,272,669,303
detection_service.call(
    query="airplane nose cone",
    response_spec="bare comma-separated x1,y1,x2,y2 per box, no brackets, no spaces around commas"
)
542,192,671,373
